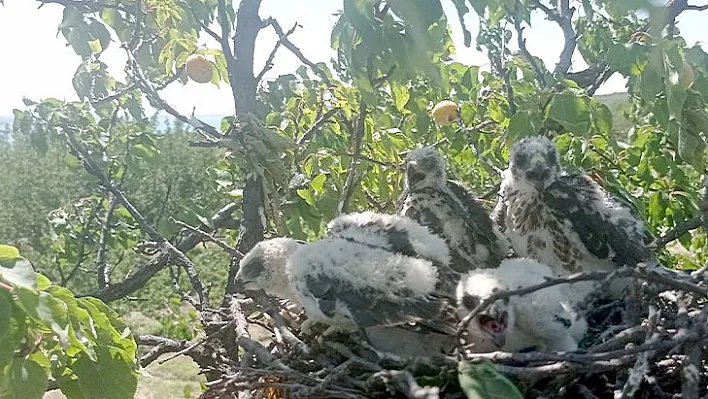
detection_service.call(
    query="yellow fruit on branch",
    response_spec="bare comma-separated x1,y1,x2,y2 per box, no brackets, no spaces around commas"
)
431,100,460,126
185,54,214,84
680,63,695,89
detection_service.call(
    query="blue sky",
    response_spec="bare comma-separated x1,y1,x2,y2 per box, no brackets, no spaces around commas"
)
0,1,705,118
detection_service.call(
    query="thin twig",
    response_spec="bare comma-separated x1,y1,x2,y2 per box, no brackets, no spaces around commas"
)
172,219,244,258
336,101,367,217
65,129,209,306
617,305,659,398
96,194,118,289
297,107,340,146
255,22,299,82
513,17,545,87
651,215,704,249
265,18,332,85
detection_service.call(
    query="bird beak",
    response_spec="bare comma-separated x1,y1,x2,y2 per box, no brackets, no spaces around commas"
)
233,275,257,293
406,163,427,186
525,154,551,184
478,308,508,349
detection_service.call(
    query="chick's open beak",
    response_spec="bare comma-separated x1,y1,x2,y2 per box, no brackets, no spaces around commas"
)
478,309,508,348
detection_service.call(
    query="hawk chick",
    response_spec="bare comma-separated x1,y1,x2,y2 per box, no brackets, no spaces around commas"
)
234,213,458,338
398,147,509,275
492,136,653,299
457,258,587,353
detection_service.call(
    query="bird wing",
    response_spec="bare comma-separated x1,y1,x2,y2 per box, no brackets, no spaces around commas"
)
302,274,445,330
447,180,509,265
544,173,652,267
326,212,450,267
400,185,497,271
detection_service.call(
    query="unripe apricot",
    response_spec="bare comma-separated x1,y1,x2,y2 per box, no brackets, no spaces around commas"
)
431,100,460,126
185,54,213,84
680,63,695,89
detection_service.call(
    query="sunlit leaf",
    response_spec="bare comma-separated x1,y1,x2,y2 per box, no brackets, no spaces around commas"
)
458,360,523,399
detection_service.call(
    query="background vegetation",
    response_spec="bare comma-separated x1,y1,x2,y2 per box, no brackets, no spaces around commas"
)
1,0,707,397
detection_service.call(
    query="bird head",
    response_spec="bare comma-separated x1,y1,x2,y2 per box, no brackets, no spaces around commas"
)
457,277,515,351
404,147,446,189
476,300,511,348
509,136,561,190
234,237,304,298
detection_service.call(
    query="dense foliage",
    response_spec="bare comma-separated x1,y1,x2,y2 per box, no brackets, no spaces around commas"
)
0,245,138,398
2,0,707,397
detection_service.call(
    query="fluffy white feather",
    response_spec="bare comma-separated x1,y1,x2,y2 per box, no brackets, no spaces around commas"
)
326,211,450,267
287,235,446,334
457,258,587,353
234,213,457,344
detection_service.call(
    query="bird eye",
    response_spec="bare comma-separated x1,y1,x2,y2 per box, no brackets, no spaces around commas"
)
546,151,556,164
421,158,437,170
461,294,479,310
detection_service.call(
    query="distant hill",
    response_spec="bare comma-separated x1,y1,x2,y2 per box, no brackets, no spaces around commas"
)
595,92,632,139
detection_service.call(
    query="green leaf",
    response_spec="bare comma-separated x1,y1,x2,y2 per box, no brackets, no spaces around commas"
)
648,192,665,221
507,110,542,140
297,189,316,207
0,256,36,290
16,289,70,349
310,173,327,194
89,19,111,53
132,143,159,163
0,290,19,371
589,99,613,136
0,245,20,261
387,0,444,29
56,346,138,399
545,90,591,135
87,39,102,54
67,24,94,57
606,42,643,76
35,274,52,291
0,357,49,399
458,360,523,399
391,82,411,112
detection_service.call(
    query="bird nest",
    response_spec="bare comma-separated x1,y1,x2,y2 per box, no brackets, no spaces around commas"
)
197,267,708,399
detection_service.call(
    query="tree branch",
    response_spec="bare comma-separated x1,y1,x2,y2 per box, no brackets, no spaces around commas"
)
137,335,194,367
686,3,708,10
336,101,367,217
457,265,707,335
265,18,332,86
255,22,299,82
64,130,209,306
297,107,340,146
96,194,118,289
651,215,704,249
88,202,239,302
172,219,244,258
221,0,267,306
532,0,576,75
